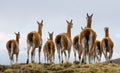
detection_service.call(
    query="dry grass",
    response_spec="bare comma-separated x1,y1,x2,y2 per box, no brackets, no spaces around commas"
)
1,63,120,73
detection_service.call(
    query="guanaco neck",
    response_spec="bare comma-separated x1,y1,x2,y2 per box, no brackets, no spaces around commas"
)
50,36,53,40
105,28,109,37
16,36,19,45
86,18,92,28
67,25,71,38
38,25,42,37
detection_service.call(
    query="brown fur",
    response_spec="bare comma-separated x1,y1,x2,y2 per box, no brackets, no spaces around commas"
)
55,20,73,63
73,35,80,61
101,27,114,63
73,27,85,62
26,20,43,63
79,13,96,64
6,32,20,64
43,32,55,63
93,40,102,63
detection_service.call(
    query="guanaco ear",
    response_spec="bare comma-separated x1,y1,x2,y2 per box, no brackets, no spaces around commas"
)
91,14,93,18
41,20,43,24
37,21,40,24
66,20,69,24
81,27,84,30
14,32,17,35
48,32,50,35
87,13,89,17
70,19,72,23
18,32,20,34
41,20,43,26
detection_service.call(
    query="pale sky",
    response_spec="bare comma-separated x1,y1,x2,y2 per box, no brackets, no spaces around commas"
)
0,0,120,64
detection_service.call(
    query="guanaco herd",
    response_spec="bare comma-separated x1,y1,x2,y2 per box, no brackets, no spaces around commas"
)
6,13,114,65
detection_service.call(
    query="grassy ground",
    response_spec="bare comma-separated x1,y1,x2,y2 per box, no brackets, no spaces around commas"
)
0,62,120,73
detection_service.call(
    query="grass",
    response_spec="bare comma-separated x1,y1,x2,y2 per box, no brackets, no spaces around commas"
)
1,62,120,73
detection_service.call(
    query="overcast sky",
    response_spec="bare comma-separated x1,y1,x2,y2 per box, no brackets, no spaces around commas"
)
0,0,120,64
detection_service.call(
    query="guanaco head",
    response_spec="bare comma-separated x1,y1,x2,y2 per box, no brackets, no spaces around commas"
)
37,20,43,35
66,19,73,29
14,32,20,44
81,26,87,30
37,20,43,30
48,32,54,40
86,13,93,28
86,13,93,20
104,27,109,37
15,32,20,39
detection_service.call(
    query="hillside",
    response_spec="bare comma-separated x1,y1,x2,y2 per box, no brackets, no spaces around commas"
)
0,61,120,73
